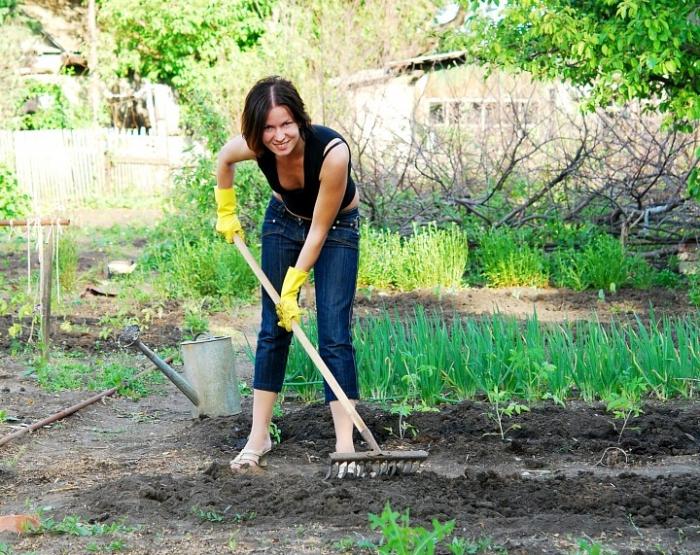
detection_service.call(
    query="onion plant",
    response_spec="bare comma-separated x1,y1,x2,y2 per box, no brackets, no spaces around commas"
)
285,310,700,408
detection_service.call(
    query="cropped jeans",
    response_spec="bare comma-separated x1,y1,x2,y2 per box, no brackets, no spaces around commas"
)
253,196,360,402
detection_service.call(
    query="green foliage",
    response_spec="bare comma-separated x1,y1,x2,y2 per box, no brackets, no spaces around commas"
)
182,302,209,339
689,274,700,307
572,537,618,555
451,0,700,125
33,357,162,399
98,0,272,87
0,164,30,219
478,227,548,287
191,506,225,523
57,231,79,292
358,223,468,291
343,309,700,406
147,235,258,302
369,503,455,555
549,235,654,291
17,81,73,130
39,514,136,537
0,0,16,23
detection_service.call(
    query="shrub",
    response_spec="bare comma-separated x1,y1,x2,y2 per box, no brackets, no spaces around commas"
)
358,223,468,291
478,227,548,287
0,164,30,219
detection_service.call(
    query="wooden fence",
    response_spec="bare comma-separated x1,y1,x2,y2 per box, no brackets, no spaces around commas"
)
0,128,189,207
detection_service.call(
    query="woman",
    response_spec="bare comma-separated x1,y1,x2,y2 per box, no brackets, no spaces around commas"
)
215,76,361,473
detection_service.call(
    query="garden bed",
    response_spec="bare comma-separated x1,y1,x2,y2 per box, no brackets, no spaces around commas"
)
1,284,699,554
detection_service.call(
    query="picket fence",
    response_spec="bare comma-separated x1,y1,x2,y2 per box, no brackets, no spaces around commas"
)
0,128,190,208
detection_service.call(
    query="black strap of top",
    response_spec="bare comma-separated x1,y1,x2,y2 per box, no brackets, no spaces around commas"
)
321,139,345,160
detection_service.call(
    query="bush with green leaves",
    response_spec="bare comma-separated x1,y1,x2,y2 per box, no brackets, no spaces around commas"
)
478,227,548,287
0,164,30,219
549,235,654,291
17,81,74,130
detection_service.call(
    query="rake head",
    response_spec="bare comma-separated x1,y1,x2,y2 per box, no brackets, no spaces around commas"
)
326,450,428,479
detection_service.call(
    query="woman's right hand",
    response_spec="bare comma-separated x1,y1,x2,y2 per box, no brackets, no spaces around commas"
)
214,187,244,242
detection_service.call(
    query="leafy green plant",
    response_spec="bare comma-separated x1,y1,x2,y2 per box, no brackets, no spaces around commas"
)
0,164,30,219
484,387,529,440
478,227,548,288
689,274,700,308
182,302,209,340
571,537,618,555
17,81,74,130
38,514,136,536
0,409,7,423
369,503,455,555
191,506,225,523
605,379,647,443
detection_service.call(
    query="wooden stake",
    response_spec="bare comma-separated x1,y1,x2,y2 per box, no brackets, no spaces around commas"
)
39,227,55,362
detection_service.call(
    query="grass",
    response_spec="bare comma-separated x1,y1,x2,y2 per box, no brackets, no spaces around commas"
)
32,353,165,399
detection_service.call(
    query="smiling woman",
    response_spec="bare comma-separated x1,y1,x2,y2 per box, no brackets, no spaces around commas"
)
213,76,361,474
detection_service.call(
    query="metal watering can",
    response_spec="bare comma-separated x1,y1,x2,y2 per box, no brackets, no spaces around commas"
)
118,325,241,417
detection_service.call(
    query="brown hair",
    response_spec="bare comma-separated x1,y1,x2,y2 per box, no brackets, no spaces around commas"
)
241,76,312,156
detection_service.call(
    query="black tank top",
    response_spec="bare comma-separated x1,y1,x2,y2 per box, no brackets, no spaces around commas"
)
256,125,356,219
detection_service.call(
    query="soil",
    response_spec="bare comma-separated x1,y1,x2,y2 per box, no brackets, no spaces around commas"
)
1,212,699,554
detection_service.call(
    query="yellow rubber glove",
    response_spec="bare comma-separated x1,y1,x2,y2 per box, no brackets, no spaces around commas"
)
276,267,309,332
214,187,244,243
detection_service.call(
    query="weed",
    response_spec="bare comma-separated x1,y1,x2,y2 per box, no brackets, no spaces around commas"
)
479,227,548,288
689,274,700,307
269,421,282,445
182,302,209,339
0,409,7,423
86,539,127,552
238,380,252,397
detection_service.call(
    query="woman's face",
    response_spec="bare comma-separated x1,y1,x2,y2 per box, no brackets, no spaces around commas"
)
262,105,301,157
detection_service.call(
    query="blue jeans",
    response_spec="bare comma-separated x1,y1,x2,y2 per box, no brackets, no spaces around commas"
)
253,196,360,402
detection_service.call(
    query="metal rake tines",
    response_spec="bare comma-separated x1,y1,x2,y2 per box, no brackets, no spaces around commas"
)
325,452,428,479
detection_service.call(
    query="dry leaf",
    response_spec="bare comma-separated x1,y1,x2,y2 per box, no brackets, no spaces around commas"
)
0,514,40,534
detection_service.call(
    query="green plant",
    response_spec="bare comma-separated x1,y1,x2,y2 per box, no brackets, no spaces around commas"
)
478,227,548,288
484,387,529,440
0,164,30,219
572,537,618,555
689,274,700,307
268,421,282,445
57,231,79,292
191,506,225,523
17,81,74,130
369,503,455,555
605,379,647,443
38,513,136,536
182,302,209,339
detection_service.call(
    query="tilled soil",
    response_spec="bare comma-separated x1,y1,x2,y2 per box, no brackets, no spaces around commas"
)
1,278,699,553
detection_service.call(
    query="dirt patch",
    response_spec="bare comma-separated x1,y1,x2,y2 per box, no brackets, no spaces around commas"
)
1,218,699,553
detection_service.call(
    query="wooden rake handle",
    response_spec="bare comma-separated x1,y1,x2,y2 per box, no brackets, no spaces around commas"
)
233,235,381,452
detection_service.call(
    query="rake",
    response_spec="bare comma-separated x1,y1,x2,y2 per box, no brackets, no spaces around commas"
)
233,235,428,478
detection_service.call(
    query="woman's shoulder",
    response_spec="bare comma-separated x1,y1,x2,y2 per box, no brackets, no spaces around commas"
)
310,124,346,144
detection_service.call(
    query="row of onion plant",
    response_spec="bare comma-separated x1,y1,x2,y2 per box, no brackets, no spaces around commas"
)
283,309,700,406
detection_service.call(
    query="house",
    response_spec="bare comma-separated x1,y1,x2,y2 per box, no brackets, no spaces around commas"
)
341,50,575,145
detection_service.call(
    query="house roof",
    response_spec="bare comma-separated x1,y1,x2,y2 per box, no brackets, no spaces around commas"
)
386,50,468,72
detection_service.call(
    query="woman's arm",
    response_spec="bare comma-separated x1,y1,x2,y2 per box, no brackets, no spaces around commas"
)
216,135,257,189
294,141,350,271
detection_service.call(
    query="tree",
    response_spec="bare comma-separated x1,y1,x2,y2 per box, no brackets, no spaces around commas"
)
98,0,273,88
444,0,700,195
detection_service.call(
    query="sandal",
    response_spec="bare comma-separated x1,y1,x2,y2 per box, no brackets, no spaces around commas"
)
230,446,271,473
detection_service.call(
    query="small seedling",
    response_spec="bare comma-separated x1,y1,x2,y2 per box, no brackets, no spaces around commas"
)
369,502,455,554
484,386,529,440
605,380,646,443
572,537,618,555
191,506,225,523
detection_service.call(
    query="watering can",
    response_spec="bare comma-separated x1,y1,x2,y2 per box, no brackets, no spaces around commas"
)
118,325,241,418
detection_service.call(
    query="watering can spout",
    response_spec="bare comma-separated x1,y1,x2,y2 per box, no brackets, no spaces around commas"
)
118,325,241,417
